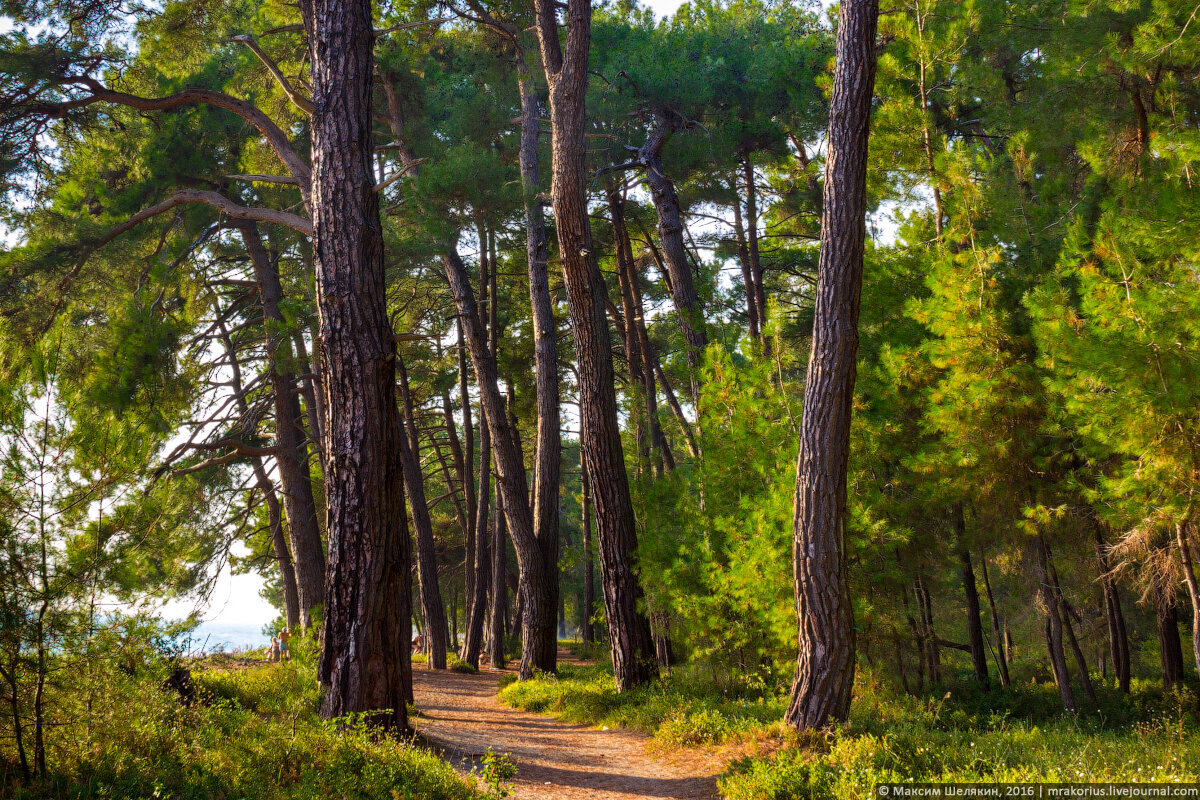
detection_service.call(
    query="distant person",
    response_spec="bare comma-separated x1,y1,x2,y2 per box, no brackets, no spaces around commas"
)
268,636,280,663
279,627,292,662
412,632,423,655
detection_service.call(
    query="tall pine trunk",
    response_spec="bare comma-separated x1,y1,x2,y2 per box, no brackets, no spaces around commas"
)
516,57,563,674
785,0,879,730
534,0,656,691
301,0,410,728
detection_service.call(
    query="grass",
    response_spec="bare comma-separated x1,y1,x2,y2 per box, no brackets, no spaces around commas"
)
499,656,1200,799
10,636,487,800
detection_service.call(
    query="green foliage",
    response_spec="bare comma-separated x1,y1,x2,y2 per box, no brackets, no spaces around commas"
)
6,623,483,800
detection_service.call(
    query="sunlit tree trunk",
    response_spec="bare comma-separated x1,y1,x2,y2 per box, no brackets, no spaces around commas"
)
785,0,879,730
534,0,656,691
300,0,410,729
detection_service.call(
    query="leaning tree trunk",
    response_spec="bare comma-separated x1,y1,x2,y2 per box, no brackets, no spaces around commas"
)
534,0,656,691
784,0,879,730
238,223,326,628
397,354,450,669
300,0,410,729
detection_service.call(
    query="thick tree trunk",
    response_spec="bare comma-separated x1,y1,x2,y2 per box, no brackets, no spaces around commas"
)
300,0,410,728
517,63,563,673
534,0,657,691
1035,535,1076,713
1158,591,1186,689
980,551,1011,688
785,0,879,730
397,354,450,669
953,504,988,686
238,223,326,628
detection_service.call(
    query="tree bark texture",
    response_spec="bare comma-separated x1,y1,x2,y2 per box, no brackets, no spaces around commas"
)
301,0,410,728
534,0,657,691
785,0,879,730
518,63,562,672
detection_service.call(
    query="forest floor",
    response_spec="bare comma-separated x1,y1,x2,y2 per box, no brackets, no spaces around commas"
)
411,650,723,800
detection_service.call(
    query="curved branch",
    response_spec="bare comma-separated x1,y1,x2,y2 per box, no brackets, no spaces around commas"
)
54,76,311,189
100,190,313,245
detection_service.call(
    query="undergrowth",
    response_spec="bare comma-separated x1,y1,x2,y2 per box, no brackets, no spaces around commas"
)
499,659,1200,799
8,634,485,800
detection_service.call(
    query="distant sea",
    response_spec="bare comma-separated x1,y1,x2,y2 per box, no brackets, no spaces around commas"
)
184,621,271,653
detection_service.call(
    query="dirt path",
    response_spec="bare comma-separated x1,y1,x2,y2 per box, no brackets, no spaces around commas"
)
411,654,720,800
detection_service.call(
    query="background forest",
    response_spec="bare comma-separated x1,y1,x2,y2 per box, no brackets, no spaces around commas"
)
3,0,1200,797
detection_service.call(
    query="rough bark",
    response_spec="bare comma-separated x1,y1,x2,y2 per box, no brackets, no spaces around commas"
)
489,466,508,669
785,0,879,730
301,0,410,728
517,61,562,673
238,223,326,628
397,354,450,669
608,180,672,473
458,320,478,646
534,0,657,691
